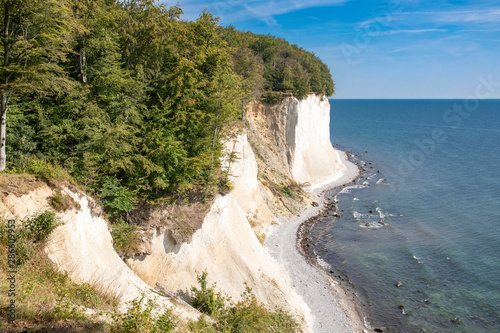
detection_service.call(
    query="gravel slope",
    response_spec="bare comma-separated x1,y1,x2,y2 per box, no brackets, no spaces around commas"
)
266,150,371,333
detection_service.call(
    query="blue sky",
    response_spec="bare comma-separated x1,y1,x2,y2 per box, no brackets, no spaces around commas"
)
161,0,500,99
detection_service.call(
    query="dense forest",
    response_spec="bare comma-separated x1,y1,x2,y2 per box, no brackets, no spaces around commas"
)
1,0,334,219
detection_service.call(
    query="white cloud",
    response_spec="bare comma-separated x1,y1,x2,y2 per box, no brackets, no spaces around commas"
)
378,28,447,35
166,0,349,24
399,8,500,25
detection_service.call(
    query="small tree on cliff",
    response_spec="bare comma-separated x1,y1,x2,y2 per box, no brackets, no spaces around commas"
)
0,0,75,171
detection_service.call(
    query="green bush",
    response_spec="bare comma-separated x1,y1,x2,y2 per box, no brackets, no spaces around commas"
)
263,91,285,104
217,287,300,332
190,272,301,332
111,294,176,333
100,178,138,221
23,211,58,242
50,189,78,212
191,271,227,316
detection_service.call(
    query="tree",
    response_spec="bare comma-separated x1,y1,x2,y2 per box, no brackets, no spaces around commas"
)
0,0,75,170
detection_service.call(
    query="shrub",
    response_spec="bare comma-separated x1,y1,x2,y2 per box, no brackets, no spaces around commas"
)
191,271,227,316
263,91,285,104
23,211,58,242
100,178,138,221
217,287,300,332
111,294,176,333
111,222,141,257
190,273,300,332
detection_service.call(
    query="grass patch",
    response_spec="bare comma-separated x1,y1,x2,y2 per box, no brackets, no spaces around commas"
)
7,157,77,186
50,189,80,212
0,215,118,332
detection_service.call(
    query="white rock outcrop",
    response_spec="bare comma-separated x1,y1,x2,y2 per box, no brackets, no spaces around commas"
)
248,94,347,189
45,194,154,306
127,134,311,326
0,186,198,318
223,134,275,235
285,95,347,187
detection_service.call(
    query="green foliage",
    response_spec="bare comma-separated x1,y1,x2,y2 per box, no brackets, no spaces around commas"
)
191,271,227,316
100,178,138,219
23,211,58,243
3,1,334,209
111,294,176,333
223,29,334,99
263,91,286,104
11,157,76,184
217,288,300,332
190,272,301,332
0,211,57,266
110,222,141,257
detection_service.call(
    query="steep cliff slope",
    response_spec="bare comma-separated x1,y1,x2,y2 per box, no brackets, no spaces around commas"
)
0,182,199,319
125,94,350,330
125,134,310,325
248,94,347,189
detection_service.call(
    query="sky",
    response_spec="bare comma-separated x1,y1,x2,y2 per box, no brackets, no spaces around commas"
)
160,0,500,99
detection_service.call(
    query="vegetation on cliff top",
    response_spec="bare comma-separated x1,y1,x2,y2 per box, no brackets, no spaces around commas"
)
1,0,333,218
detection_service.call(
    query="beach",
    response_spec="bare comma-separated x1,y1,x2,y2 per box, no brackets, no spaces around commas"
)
265,149,370,333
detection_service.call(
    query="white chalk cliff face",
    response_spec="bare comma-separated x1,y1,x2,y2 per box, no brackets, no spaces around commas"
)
0,186,198,318
126,134,310,324
285,95,347,187
248,94,346,189
222,134,275,235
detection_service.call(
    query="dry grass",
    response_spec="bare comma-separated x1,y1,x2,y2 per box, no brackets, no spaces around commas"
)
50,190,81,212
248,216,267,245
0,216,117,332
0,174,45,199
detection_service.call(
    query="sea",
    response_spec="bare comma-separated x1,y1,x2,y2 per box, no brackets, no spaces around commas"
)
309,99,500,332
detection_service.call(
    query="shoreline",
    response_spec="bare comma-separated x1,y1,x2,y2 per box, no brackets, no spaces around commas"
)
266,148,371,333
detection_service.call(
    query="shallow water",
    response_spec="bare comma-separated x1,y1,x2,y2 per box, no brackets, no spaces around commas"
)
310,99,500,332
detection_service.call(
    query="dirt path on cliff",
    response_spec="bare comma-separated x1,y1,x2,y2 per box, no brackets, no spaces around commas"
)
265,150,370,333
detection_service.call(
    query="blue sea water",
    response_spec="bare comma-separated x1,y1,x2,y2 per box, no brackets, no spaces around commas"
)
310,99,500,332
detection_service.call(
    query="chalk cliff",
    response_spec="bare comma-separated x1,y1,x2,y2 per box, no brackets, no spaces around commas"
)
2,95,348,331
248,94,346,189
124,94,348,329
0,184,199,319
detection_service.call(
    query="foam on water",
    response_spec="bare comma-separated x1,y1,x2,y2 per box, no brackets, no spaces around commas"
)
338,184,366,195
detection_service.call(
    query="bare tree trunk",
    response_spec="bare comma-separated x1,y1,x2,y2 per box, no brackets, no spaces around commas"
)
210,91,221,168
79,46,87,83
0,92,8,171
0,3,10,171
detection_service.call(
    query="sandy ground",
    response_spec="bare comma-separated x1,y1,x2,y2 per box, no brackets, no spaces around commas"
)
266,149,371,333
